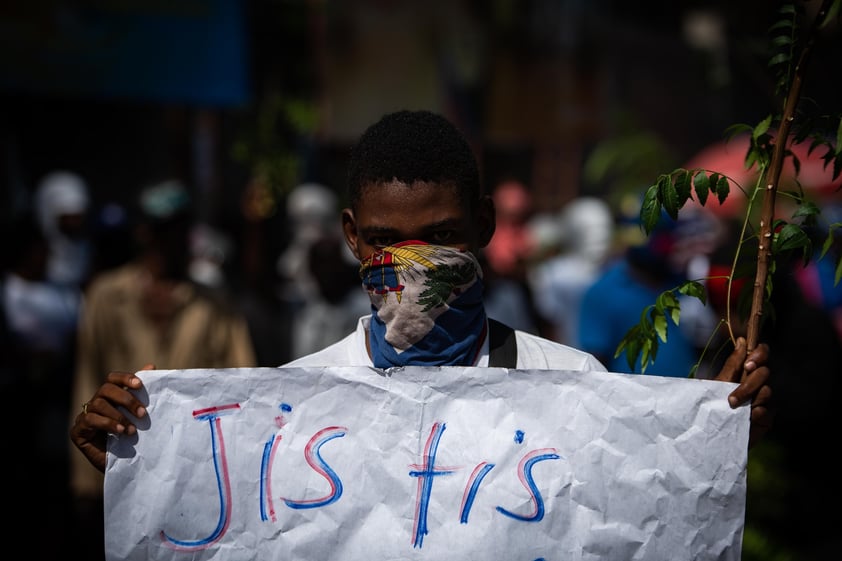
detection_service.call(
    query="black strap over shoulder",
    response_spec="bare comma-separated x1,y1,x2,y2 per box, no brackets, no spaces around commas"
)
488,318,517,368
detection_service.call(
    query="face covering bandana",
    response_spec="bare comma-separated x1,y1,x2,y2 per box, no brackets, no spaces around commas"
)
359,240,487,368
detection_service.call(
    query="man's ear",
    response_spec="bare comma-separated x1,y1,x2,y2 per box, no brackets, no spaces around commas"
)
476,195,496,248
341,208,362,260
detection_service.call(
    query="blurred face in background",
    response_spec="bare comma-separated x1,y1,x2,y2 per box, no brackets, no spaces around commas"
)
136,212,194,280
56,211,88,241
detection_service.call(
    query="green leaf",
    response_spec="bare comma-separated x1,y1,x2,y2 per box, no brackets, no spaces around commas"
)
768,53,790,67
821,231,834,258
792,200,820,221
716,175,731,204
778,3,797,15
640,184,662,234
640,337,658,374
745,146,759,170
808,137,825,156
753,115,773,139
659,175,679,220
694,171,710,206
617,330,641,371
824,0,841,28
774,223,810,252
674,169,692,206
768,19,793,32
653,311,668,343
821,224,841,259
656,291,680,324
678,280,707,304
708,172,721,192
614,333,629,357
724,123,753,139
667,305,680,326
771,35,793,47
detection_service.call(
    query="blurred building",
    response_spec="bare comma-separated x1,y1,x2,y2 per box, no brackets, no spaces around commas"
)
4,1,830,227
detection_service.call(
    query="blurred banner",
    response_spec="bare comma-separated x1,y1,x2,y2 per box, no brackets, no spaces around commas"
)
105,366,749,561
0,1,249,105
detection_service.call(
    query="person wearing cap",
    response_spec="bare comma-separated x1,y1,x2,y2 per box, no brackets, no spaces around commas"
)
67,179,257,560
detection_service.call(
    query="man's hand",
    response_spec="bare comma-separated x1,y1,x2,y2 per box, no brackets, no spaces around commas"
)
69,367,152,472
714,337,773,448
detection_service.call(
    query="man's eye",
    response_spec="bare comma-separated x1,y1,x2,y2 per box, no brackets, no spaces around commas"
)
368,237,395,248
430,231,454,244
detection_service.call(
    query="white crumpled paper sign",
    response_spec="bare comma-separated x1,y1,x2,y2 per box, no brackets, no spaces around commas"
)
105,366,749,561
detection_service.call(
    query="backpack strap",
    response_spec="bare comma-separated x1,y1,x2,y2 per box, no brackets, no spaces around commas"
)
488,318,517,368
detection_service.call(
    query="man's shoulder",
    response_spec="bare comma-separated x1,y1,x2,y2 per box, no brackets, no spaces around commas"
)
511,328,608,372
280,316,369,368
85,263,140,297
281,335,356,368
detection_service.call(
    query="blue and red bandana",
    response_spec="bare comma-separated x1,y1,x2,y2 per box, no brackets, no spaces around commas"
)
359,241,487,368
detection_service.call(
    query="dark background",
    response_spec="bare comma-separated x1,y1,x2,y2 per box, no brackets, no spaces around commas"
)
4,1,838,222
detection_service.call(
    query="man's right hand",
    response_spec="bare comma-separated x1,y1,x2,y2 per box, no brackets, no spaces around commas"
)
69,367,152,473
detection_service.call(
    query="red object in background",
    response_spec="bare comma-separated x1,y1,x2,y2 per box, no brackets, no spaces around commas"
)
682,134,842,217
683,135,757,217
706,264,748,314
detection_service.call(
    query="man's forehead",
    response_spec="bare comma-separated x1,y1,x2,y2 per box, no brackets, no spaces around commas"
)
356,180,467,207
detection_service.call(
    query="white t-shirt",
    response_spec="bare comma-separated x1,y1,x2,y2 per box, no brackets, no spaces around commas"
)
282,315,607,372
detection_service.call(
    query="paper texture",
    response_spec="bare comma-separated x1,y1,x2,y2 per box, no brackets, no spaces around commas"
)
105,366,749,560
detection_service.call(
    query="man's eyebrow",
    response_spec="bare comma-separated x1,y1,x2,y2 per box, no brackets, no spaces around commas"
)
359,225,399,234
425,217,462,228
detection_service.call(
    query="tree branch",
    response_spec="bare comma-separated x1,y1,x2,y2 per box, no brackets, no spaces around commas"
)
744,0,834,362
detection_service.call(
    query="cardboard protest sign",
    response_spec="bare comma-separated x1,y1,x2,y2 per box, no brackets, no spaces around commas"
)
105,366,749,560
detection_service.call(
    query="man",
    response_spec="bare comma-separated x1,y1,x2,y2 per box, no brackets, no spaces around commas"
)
68,179,257,560
70,110,772,481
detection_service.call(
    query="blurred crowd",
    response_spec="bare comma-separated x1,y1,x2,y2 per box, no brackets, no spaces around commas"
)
2,168,841,559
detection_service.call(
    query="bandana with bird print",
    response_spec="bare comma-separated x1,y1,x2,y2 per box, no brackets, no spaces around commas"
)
359,240,487,368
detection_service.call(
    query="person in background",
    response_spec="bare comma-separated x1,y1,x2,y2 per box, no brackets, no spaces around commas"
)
70,111,773,550
2,210,80,558
67,179,257,561
34,170,93,289
88,201,135,278
275,181,358,360
527,196,616,346
231,174,295,367
577,208,722,377
293,233,372,358
276,182,343,309
481,177,544,335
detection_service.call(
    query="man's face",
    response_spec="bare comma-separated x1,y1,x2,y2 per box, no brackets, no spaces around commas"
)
57,212,87,240
342,180,495,262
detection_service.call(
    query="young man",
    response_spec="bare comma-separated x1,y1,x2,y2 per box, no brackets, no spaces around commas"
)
70,110,772,477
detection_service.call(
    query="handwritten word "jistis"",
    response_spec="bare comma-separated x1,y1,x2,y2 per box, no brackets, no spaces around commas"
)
159,402,561,553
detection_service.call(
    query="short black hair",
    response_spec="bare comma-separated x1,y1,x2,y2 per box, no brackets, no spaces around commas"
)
347,110,481,211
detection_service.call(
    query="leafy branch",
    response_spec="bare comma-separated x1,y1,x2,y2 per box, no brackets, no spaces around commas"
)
620,0,842,375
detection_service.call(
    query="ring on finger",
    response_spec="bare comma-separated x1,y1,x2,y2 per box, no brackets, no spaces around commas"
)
82,402,90,415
